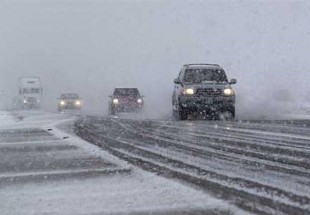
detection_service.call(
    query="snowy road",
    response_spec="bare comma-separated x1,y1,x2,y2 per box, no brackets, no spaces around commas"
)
0,111,243,215
75,116,310,215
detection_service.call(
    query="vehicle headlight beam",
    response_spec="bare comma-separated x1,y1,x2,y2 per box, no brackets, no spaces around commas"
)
113,98,119,104
183,88,195,95
223,88,234,96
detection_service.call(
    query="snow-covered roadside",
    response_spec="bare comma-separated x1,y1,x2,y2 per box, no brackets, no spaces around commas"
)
0,111,17,126
1,173,242,215
0,110,247,215
49,119,248,215
0,110,74,129
48,118,131,170
283,113,310,120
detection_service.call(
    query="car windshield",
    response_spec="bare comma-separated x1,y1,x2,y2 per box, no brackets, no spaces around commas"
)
61,94,79,99
114,88,140,97
183,69,228,83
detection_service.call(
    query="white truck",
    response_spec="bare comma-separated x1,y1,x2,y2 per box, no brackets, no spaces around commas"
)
15,77,43,109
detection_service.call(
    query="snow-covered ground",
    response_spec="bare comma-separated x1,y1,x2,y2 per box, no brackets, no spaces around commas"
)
74,115,310,214
0,110,245,215
0,111,17,127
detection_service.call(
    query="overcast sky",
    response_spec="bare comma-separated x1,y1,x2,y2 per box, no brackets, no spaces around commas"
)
1,0,310,118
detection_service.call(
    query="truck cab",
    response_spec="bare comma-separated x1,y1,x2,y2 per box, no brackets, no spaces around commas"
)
17,77,43,109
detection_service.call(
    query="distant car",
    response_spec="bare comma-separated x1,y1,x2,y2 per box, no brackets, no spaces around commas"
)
58,93,82,111
172,64,237,120
109,88,144,115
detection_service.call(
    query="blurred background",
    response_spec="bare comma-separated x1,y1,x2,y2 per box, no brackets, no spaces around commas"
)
1,0,310,119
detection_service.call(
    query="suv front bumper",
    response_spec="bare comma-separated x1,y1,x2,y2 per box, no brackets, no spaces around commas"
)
179,96,235,111
112,103,143,112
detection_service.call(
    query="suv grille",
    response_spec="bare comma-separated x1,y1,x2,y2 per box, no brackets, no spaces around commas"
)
196,88,222,97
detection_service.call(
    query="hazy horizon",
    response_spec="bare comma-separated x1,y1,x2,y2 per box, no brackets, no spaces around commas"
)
1,0,310,119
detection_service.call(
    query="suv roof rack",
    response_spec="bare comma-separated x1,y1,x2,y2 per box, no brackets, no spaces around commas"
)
183,64,220,67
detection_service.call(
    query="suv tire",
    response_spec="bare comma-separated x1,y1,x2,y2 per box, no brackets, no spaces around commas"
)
226,106,235,119
230,107,235,119
110,111,116,116
220,106,235,120
110,107,116,115
179,107,188,120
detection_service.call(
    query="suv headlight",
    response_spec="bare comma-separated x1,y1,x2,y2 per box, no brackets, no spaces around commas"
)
183,88,195,95
60,100,66,106
75,100,81,106
113,98,119,104
223,88,234,96
137,98,143,104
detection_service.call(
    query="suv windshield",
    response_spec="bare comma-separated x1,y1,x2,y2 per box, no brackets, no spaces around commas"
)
183,68,228,83
114,88,140,97
61,94,79,99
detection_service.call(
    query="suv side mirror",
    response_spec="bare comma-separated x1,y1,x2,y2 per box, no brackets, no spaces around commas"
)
174,78,182,84
229,78,237,85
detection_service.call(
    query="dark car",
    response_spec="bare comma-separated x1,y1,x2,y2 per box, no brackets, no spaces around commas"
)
109,88,144,115
58,93,82,111
172,64,237,120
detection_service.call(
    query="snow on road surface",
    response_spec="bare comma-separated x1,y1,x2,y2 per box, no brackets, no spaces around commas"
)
0,111,17,127
75,116,310,215
0,111,244,215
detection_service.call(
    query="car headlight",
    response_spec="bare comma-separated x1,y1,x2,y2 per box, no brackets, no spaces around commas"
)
60,100,66,106
223,88,234,96
113,98,119,104
23,99,27,104
75,100,81,106
183,88,195,95
137,98,143,104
